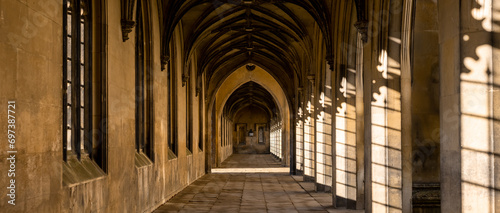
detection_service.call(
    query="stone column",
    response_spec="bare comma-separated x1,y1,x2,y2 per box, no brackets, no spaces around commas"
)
295,88,305,175
335,64,358,208
304,75,316,181
355,32,366,210
439,0,500,211
362,0,409,211
316,62,333,191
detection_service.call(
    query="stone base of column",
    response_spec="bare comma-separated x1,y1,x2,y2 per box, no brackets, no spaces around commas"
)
412,183,440,213
295,169,304,176
303,175,315,182
315,183,332,192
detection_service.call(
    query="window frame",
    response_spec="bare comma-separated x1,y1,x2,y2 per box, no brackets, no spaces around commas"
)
135,0,154,160
168,39,178,157
63,0,93,160
63,0,107,172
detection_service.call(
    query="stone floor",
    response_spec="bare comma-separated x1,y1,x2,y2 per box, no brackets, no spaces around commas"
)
153,154,364,213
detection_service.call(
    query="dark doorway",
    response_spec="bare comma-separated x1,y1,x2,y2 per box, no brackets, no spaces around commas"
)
237,124,246,145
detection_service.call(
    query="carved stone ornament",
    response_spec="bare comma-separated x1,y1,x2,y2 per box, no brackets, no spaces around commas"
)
121,19,135,42
196,87,201,97
355,20,368,43
246,64,256,71
326,55,334,71
121,0,136,42
161,55,170,71
182,73,189,87
307,74,315,83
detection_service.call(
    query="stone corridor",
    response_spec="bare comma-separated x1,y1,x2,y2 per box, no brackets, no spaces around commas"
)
4,0,500,212
153,154,363,213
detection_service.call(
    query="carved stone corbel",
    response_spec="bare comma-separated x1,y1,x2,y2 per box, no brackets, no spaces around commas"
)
196,87,201,97
246,64,256,71
297,87,303,98
121,0,136,42
355,20,368,43
326,55,335,72
182,73,189,87
307,74,315,83
161,55,169,71
354,0,368,43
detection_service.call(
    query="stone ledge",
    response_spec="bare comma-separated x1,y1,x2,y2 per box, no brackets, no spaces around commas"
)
63,155,106,187
168,149,177,160
135,152,153,168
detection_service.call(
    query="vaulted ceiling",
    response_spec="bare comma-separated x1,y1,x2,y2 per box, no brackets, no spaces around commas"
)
223,81,278,119
157,0,336,98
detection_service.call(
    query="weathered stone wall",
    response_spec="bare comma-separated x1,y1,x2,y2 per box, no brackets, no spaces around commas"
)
0,0,67,211
0,0,205,212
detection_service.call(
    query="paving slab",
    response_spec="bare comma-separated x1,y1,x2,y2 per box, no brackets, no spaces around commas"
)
153,154,364,213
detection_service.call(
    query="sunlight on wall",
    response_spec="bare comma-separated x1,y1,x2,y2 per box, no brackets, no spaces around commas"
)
336,74,358,205
461,43,496,212
296,107,304,172
304,100,316,178
316,90,333,188
270,121,283,159
371,49,403,212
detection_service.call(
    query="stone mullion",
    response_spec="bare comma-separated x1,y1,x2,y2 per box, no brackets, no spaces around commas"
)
71,0,82,158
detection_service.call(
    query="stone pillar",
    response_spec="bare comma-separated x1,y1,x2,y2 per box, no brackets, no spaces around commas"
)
355,33,366,210
439,0,500,211
296,88,305,175
335,64,358,208
362,0,409,211
304,75,316,181
316,63,333,191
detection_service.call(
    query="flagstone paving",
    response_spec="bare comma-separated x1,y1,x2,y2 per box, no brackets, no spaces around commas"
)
153,154,364,213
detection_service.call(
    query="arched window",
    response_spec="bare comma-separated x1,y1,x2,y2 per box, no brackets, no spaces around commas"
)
168,32,178,158
63,0,106,172
198,81,204,151
135,0,154,160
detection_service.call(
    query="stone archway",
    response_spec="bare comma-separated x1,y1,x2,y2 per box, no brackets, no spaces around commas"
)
206,65,292,169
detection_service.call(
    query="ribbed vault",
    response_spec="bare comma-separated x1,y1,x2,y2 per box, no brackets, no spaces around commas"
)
223,81,278,120
157,0,336,100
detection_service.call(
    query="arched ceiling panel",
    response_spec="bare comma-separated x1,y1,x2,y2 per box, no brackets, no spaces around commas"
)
158,0,334,93
223,81,278,119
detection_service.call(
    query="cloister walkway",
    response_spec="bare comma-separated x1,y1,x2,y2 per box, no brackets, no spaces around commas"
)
153,154,363,213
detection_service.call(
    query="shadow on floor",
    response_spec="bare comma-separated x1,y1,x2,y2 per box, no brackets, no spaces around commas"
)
153,154,364,213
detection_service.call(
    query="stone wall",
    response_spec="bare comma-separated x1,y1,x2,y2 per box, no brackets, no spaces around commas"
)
232,106,270,154
0,0,205,212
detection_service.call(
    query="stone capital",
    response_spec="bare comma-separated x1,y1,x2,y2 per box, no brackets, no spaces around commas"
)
355,20,368,43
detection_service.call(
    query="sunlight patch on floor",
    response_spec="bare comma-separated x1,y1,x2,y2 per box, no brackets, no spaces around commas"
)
211,167,289,173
